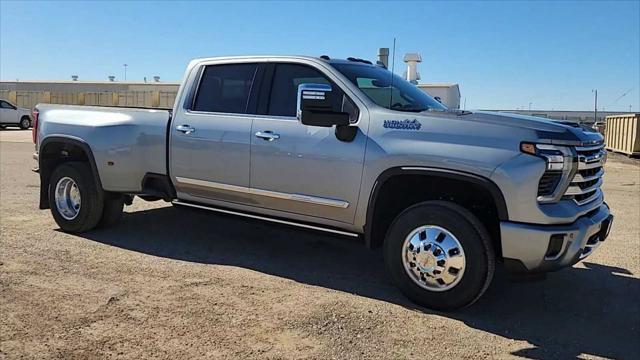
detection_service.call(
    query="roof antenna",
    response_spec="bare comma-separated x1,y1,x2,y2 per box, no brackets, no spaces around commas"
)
388,37,396,109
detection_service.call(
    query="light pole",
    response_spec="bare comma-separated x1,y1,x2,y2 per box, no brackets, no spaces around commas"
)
123,64,128,81
528,102,532,112
592,89,598,122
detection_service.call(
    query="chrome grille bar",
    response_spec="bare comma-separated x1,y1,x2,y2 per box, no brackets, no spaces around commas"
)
572,168,604,183
565,177,603,196
564,143,605,206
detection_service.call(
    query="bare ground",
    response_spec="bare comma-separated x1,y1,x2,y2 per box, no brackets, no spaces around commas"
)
1,129,639,359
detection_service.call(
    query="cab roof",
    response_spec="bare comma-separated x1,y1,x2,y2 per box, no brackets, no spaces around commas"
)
190,55,379,67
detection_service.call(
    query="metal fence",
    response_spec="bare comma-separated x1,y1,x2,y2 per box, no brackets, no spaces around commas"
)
0,90,178,109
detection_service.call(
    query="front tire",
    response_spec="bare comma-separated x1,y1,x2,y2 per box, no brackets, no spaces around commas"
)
49,162,103,233
19,116,31,130
384,201,495,311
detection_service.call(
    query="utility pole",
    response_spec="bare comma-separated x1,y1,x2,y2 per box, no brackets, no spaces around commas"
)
592,89,598,122
123,64,128,81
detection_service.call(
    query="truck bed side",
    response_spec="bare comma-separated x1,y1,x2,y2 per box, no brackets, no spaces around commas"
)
36,104,172,193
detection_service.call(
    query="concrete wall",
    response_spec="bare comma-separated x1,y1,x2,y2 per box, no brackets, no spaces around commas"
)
0,81,179,109
0,81,179,92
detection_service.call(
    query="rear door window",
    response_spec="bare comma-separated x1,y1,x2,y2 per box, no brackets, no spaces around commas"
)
193,63,258,114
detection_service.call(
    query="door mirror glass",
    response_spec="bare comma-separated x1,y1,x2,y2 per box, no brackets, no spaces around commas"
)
296,83,350,127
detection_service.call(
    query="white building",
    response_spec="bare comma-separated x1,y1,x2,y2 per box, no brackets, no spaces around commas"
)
417,84,461,109
389,50,461,109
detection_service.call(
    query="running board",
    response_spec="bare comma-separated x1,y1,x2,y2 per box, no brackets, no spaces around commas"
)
172,200,360,238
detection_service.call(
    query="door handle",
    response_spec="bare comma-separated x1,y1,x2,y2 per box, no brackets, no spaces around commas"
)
176,124,195,135
255,131,280,141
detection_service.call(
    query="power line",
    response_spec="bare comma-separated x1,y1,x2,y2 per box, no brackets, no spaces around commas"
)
605,86,636,108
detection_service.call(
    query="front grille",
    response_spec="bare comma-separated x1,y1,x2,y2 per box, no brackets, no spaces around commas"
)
562,143,605,205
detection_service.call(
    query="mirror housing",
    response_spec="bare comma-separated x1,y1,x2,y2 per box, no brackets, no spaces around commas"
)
296,83,350,127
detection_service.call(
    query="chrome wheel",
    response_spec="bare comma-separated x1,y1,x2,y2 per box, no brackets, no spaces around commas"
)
54,177,82,220
402,225,466,292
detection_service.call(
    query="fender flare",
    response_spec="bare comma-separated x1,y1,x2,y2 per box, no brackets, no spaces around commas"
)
363,166,509,247
38,136,102,209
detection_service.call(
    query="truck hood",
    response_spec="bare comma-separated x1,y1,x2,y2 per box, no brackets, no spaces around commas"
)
427,110,603,145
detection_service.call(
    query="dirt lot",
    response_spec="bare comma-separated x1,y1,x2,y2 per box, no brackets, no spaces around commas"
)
1,129,639,359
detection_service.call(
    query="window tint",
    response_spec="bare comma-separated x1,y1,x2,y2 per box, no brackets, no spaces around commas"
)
0,101,13,109
193,64,258,114
331,63,447,112
268,64,339,117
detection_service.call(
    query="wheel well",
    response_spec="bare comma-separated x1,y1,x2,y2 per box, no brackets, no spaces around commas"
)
366,172,505,257
39,139,101,209
20,115,31,121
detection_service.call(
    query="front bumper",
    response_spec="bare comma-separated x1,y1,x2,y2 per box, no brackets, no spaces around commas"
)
501,203,613,273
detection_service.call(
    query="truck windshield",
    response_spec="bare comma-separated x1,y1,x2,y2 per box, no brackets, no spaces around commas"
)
331,63,448,112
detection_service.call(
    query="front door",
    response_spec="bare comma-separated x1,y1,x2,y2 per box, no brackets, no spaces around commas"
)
250,63,367,224
170,62,260,205
0,100,14,123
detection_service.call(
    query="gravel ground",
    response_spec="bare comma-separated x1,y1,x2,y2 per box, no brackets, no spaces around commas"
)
1,129,639,359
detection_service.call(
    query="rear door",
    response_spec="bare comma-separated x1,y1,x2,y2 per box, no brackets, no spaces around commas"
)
249,62,367,224
169,62,261,205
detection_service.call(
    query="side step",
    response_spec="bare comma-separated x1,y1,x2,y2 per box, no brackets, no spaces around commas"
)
172,200,360,238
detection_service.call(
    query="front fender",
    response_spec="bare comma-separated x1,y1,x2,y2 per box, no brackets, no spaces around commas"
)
361,166,508,248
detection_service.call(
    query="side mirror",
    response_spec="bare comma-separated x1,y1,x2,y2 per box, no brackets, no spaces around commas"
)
296,83,350,127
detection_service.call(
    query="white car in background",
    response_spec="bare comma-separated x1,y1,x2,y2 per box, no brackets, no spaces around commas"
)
0,99,32,129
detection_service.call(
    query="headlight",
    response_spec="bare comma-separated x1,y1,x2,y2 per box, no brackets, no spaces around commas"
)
521,143,578,203
521,143,570,171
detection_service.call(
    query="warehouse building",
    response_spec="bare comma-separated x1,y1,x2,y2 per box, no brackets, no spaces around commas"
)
0,80,179,92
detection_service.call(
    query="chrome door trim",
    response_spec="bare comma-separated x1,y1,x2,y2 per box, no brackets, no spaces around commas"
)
250,187,349,208
175,176,350,208
173,200,359,237
176,176,251,194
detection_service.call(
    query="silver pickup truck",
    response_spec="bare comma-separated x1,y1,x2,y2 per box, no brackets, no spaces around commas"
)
33,55,613,310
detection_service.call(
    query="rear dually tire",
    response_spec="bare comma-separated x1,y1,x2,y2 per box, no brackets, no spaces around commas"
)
48,162,104,233
98,192,125,228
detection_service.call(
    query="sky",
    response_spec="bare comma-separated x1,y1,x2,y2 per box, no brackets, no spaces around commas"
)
1,0,639,111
